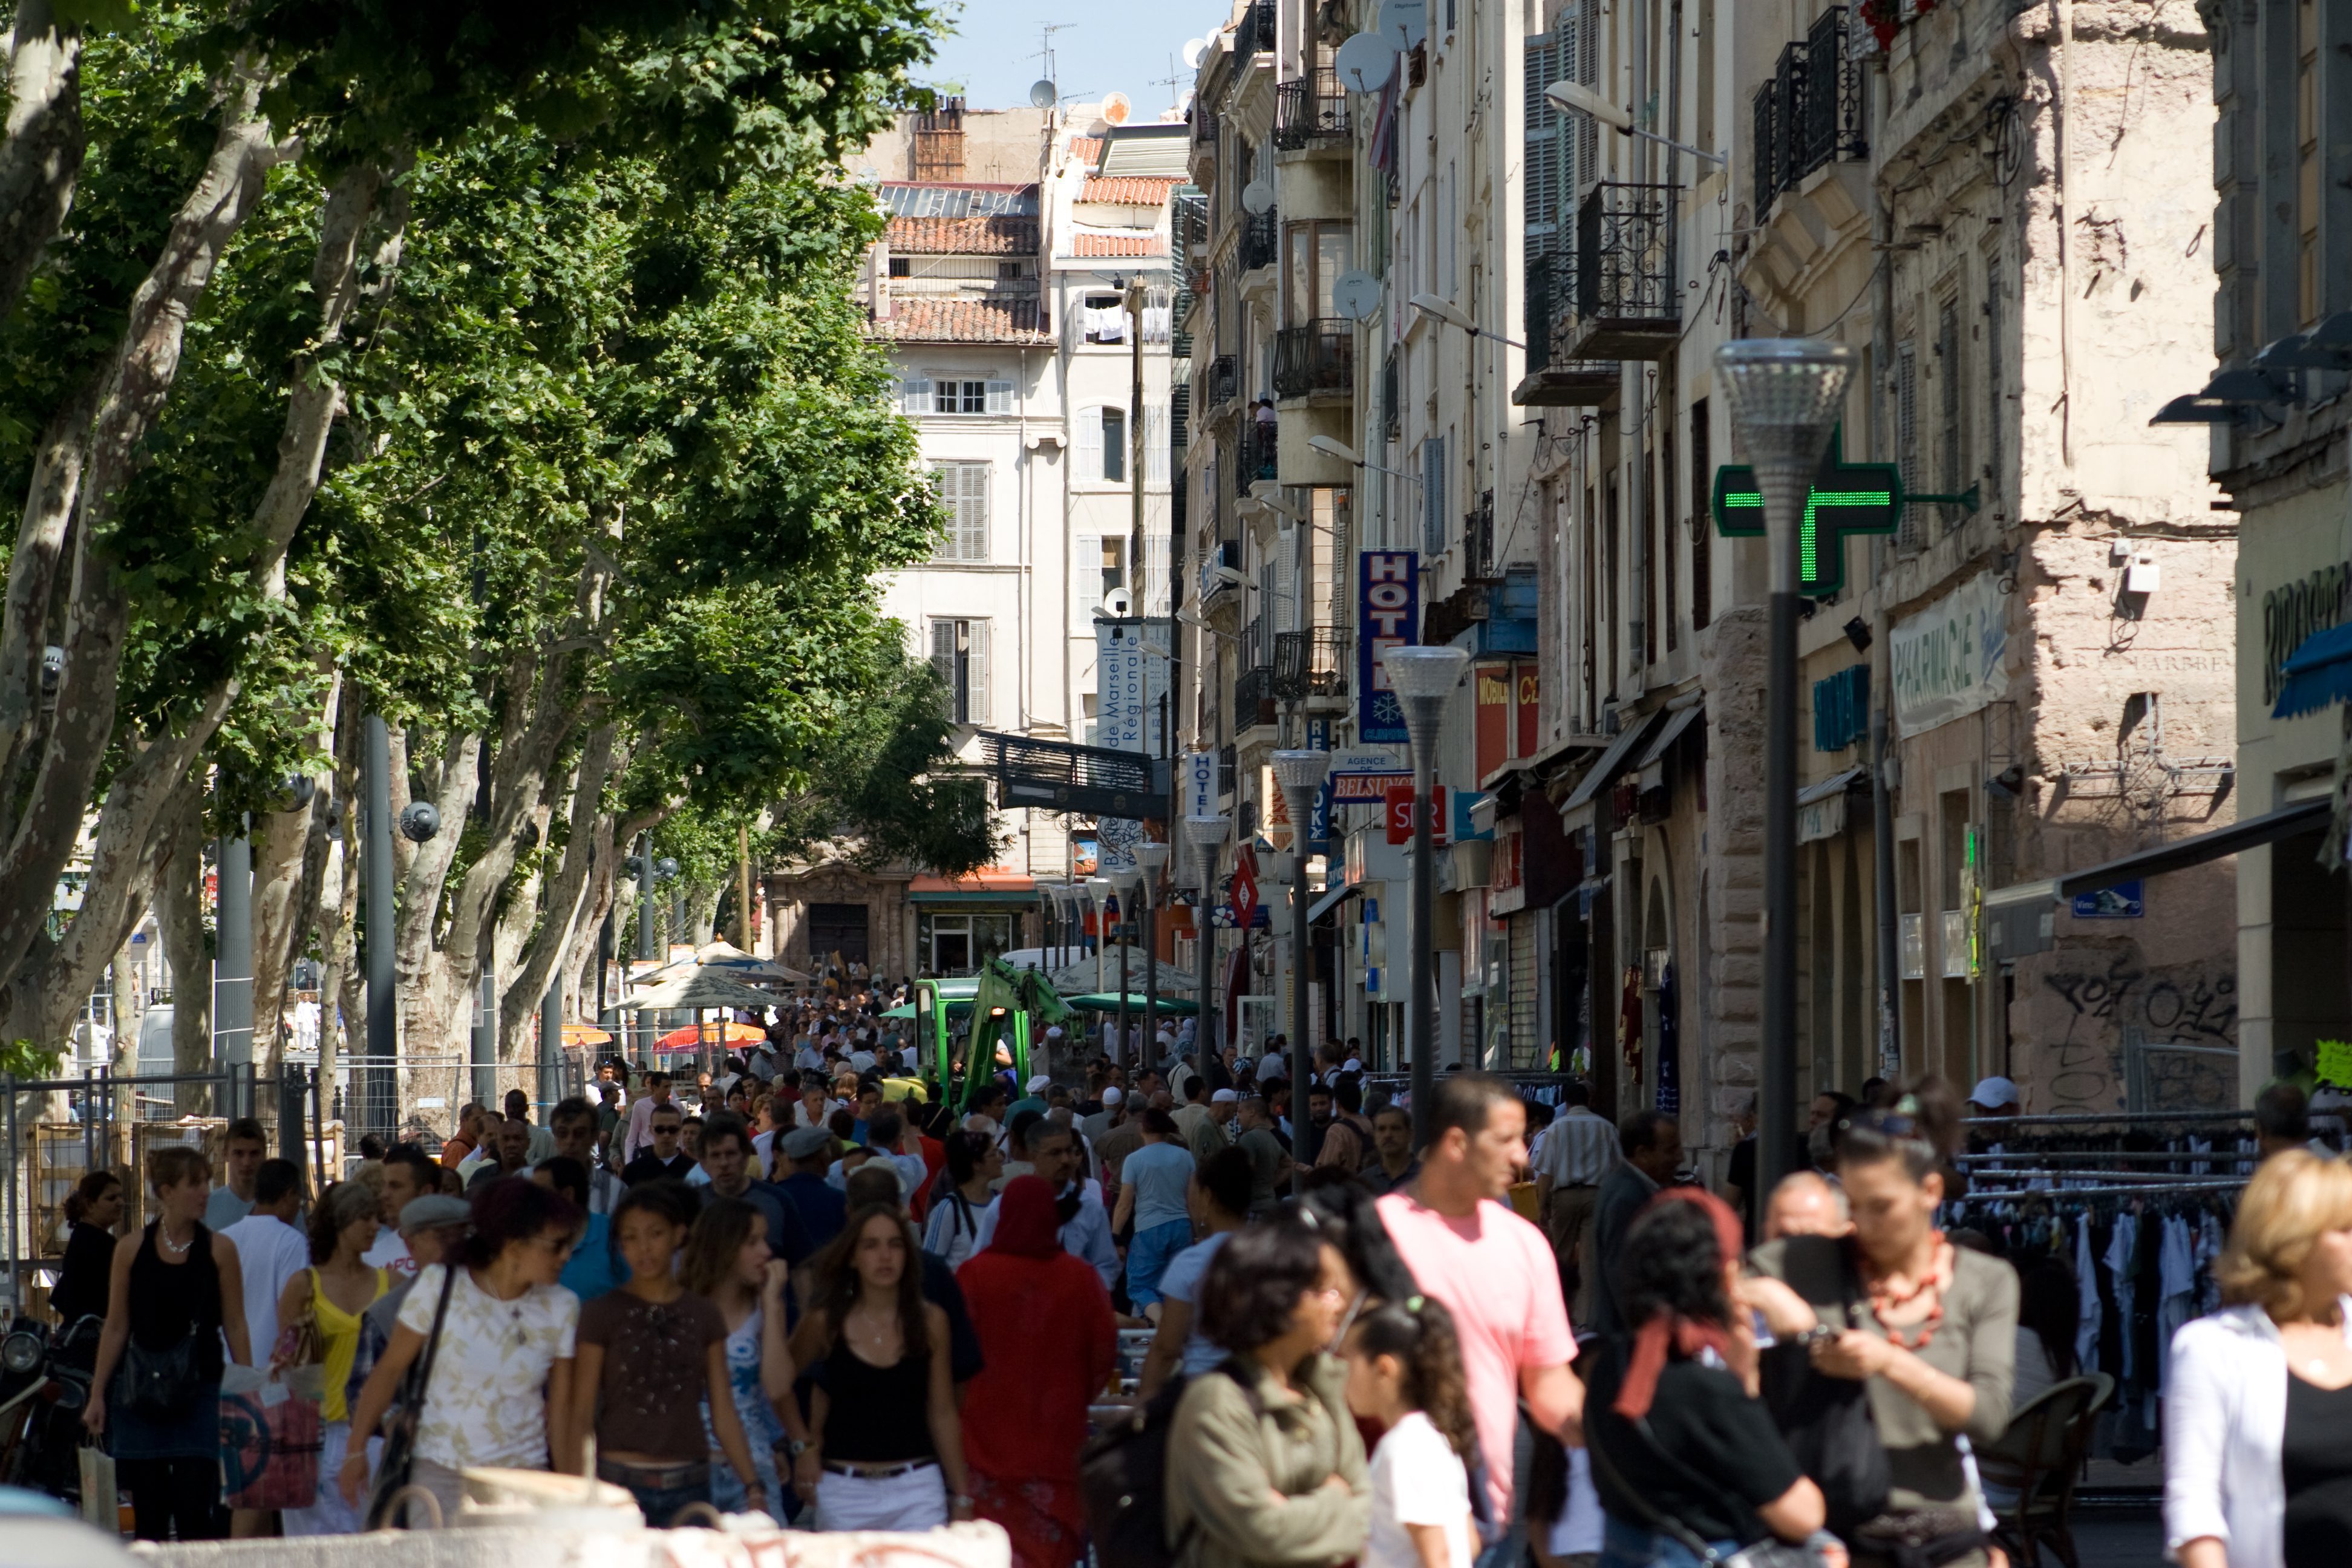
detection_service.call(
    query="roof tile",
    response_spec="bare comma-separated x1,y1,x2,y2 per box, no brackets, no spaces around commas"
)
871,296,1053,344
885,214,1040,256
1080,175,1180,204
1068,231,1168,258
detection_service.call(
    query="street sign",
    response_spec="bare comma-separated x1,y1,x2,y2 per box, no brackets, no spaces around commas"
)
1710,428,1900,596
2071,881,2145,919
1231,845,1260,930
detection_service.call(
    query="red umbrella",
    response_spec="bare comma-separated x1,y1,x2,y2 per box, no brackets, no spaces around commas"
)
655,1020,766,1050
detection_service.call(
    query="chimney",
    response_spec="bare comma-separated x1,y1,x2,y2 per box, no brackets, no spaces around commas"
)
912,95,967,181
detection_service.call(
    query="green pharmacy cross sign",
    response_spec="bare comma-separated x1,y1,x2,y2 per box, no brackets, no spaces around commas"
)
1710,428,1978,595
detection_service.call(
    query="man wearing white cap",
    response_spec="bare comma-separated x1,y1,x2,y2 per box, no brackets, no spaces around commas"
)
1967,1075,2021,1118
1082,1085,1125,1145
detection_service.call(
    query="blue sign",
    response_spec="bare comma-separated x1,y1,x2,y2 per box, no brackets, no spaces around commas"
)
1358,550,1419,745
1308,777,1333,851
2071,881,2145,920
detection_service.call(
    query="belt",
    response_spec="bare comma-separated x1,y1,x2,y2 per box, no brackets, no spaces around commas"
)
597,1456,710,1489
822,1458,937,1480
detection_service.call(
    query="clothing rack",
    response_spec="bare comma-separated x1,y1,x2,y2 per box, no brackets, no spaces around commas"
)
1959,1110,2255,1127
1945,1178,2246,1206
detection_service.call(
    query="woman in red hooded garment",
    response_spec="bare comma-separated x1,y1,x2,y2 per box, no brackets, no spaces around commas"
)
956,1174,1120,1568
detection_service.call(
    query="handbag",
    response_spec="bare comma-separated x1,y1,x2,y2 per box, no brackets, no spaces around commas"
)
365,1259,462,1530
220,1364,324,1511
123,1333,204,1417
1582,1399,1820,1568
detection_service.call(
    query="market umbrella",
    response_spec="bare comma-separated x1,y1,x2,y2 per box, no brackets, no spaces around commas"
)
1048,949,1195,995
638,939,814,987
656,1020,767,1050
1061,992,1200,1016
618,971,788,1013
561,1024,613,1047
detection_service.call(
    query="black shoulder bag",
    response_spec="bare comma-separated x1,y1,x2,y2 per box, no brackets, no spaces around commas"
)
365,1261,463,1530
1758,1243,1892,1535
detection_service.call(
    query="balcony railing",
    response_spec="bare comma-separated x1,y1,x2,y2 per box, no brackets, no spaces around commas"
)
1272,319,1354,399
1240,207,1279,273
1171,284,1195,359
1516,250,1621,405
1206,354,1240,413
1272,70,1350,148
1234,664,1278,728
1751,8,1867,216
1238,416,1279,495
1198,538,1242,604
1567,183,1681,360
1464,490,1497,580
1192,105,1219,149
1218,743,1236,799
1382,346,1400,437
1233,0,1275,68
1272,626,1349,702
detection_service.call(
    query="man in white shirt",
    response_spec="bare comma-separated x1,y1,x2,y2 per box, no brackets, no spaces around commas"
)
619,1070,677,1164
1531,1082,1616,1299
221,1158,310,1357
360,1145,440,1276
540,1097,627,1213
972,1121,1119,1290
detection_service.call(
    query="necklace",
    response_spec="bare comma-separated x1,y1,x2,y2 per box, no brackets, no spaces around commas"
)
1864,1233,1953,1351
157,1225,193,1257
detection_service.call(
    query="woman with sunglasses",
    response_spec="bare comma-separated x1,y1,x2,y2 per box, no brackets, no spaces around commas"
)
1747,1077,2017,1568
1166,1210,1369,1568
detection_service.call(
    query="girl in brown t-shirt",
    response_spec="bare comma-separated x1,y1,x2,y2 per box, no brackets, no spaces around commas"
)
574,1182,765,1524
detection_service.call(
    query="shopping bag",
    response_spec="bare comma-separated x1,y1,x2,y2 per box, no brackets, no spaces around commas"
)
78,1440,119,1531
220,1363,324,1510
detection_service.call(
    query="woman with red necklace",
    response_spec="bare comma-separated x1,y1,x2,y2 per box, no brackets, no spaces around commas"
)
1748,1077,2018,1568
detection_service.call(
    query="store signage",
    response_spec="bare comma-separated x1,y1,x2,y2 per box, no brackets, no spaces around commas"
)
1797,792,1846,844
1710,429,1900,595
1096,618,1171,871
1357,551,1419,744
1889,570,2007,734
1382,786,1494,846
2260,561,2352,705
1327,745,1410,802
1230,846,1260,930
1183,750,1217,818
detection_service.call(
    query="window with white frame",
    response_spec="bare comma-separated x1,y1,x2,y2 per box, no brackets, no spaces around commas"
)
929,462,990,561
929,618,991,725
1076,405,1129,484
898,374,1012,415
1076,534,1128,619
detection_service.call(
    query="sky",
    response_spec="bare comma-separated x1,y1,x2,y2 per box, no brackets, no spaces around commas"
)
922,0,1232,118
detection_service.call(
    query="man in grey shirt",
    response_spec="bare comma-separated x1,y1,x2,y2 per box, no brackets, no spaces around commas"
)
1586,1108,1683,1335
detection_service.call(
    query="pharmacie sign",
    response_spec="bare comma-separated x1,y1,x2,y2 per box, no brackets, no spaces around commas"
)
2260,560,2352,707
1889,570,2008,733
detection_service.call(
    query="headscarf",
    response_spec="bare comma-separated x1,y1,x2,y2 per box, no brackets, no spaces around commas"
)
989,1174,1063,1258
1613,1185,1745,1420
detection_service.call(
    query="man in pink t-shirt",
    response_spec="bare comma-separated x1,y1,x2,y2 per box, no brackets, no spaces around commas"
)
1376,1074,1584,1549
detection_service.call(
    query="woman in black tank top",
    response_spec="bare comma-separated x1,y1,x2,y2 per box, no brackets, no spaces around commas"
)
786,1203,971,1531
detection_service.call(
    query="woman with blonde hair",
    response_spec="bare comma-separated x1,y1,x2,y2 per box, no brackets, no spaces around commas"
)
2167,1148,2352,1568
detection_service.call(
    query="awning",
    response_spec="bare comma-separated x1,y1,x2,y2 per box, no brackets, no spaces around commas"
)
908,869,1037,905
1797,766,1867,807
2273,623,2352,719
1983,797,2330,908
1635,702,1705,769
1561,710,1668,810
1307,881,1362,923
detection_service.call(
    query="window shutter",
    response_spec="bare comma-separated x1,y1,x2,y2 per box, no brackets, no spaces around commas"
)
1279,520,1300,632
1145,406,1169,485
1076,534,1102,618
1076,408,1102,479
1144,533,1169,615
1896,342,1918,545
959,464,990,559
1102,407,1128,484
966,621,991,726
1524,30,1566,246
900,374,932,414
929,619,956,701
985,379,1013,414
1423,436,1448,556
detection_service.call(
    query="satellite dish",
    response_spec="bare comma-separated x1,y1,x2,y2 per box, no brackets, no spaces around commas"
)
1241,175,1275,215
1331,270,1382,321
1334,32,1397,93
1104,587,1134,618
1379,0,1428,50
1030,77,1058,108
1103,91,1132,125
1182,37,1209,68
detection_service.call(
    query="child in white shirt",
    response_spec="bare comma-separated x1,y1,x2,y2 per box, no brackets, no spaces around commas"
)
1344,1296,1479,1568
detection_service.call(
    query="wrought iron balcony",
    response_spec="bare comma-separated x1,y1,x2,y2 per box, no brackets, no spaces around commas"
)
1751,8,1867,217
1237,416,1279,495
1516,249,1621,404
1217,743,1236,799
1240,207,1279,273
1272,319,1354,400
1272,626,1349,703
1199,538,1243,604
1567,183,1681,361
1272,70,1350,149
1205,354,1240,414
1233,0,1275,68
1382,346,1400,438
1464,489,1497,581
1233,664,1278,728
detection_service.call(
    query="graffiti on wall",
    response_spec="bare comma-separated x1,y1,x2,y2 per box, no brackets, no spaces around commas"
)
2017,947,2237,1113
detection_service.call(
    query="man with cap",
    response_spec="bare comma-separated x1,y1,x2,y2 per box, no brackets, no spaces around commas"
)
1009,1074,1053,1124
1169,1075,1217,1156
1082,1085,1126,1145
773,1123,850,1252
1965,1075,2022,1166
1187,1088,1238,1168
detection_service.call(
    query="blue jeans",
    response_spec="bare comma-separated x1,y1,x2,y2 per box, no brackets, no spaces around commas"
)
1125,1218,1194,1305
602,1460,713,1528
1598,1514,1740,1568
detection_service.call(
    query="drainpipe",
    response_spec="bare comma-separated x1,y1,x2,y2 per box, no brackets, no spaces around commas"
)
1870,68,1902,1082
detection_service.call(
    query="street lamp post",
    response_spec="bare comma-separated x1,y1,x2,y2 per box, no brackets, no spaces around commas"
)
1114,864,1143,1063
1183,815,1231,1060
1134,841,1171,1073
1713,337,1855,1189
1085,875,1114,1057
1380,644,1469,1149
1272,749,1333,1186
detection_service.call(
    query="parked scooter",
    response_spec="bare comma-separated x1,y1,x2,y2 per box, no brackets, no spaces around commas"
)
0,1316,103,1505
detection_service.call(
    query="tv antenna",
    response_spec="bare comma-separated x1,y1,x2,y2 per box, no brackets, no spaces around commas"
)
1152,54,1185,111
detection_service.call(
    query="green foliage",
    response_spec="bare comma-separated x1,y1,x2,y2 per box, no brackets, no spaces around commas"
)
0,1040,65,1080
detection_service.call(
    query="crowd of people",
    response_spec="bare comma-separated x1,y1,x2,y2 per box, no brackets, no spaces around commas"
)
38,988,2352,1568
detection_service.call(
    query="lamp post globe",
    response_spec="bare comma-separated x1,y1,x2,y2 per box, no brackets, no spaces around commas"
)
1713,336,1854,1191
1085,876,1114,1002
1379,642,1468,1147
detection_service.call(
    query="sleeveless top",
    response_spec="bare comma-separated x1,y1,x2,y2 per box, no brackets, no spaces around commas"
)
822,1339,936,1463
128,1220,223,1377
310,1266,390,1423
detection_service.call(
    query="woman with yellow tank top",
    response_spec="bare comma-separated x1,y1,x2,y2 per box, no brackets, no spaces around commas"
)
279,1181,388,1536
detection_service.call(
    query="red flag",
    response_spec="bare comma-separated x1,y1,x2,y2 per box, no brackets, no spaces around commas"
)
1232,844,1259,931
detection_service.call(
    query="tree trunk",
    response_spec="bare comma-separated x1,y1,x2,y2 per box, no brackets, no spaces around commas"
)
0,1,84,323
108,938,142,1154
153,792,211,1113
496,727,620,1065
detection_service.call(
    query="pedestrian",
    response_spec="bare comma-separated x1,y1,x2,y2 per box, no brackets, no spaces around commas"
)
1760,1171,1851,1241
535,1157,623,1304
1234,1095,1292,1217
972,1121,1119,1290
84,1146,254,1542
842,1165,987,1390
774,1123,851,1251
1138,1146,1258,1396
699,1111,813,1266
1376,1074,1583,1558
922,1130,1001,1271
956,1176,1117,1568
2166,1148,2352,1568
1362,1105,1420,1197
1531,1082,1613,1301
221,1157,311,1366
206,1118,269,1230
505,1088,558,1163
623,1102,697,1184
785,1203,974,1531
342,1195,471,1426
545,1097,627,1214
337,1178,582,1526
1342,1297,1480,1568
1308,1083,1364,1172
1580,1192,1824,1568
1166,1215,1368,1568
360,1145,438,1279
621,1071,679,1164
279,1182,391,1537
1587,1109,1682,1336
466,1116,538,1192
1114,1108,1197,1318
681,1195,808,1521
52,1169,126,1327
575,1183,766,1524
1748,1079,2016,1563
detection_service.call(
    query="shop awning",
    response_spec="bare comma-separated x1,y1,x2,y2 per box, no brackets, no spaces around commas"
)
2273,623,2352,719
909,868,1039,905
1307,881,1362,923
1561,710,1667,811
1983,797,2330,908
1635,702,1705,768
1797,766,1867,806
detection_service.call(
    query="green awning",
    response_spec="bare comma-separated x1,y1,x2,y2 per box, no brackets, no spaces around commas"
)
1061,992,1200,1016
